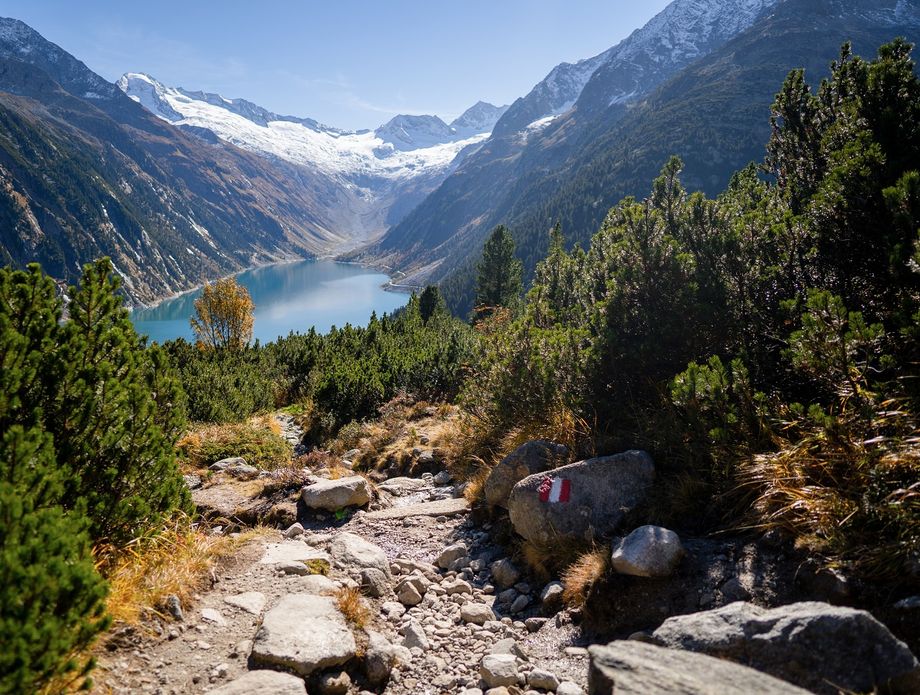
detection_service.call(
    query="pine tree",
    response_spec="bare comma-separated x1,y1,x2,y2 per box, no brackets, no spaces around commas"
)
474,225,522,321
418,285,446,323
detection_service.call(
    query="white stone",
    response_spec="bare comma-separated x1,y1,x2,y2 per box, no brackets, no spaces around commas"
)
611,525,685,577
223,592,266,615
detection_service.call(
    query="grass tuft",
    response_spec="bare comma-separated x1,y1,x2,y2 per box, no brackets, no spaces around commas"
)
178,419,292,470
561,548,609,608
335,586,369,629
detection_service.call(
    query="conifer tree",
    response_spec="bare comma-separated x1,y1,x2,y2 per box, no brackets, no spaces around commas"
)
418,285,446,323
474,225,522,321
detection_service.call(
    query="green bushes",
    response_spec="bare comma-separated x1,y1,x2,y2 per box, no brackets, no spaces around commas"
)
0,259,189,690
468,41,920,582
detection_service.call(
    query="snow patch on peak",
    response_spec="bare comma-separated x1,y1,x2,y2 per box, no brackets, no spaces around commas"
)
118,73,183,121
375,114,454,150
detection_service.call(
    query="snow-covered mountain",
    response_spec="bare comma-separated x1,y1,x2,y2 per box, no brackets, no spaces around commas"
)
494,0,779,136
117,73,505,235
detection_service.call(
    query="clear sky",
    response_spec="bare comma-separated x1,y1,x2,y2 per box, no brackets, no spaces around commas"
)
2,1,672,130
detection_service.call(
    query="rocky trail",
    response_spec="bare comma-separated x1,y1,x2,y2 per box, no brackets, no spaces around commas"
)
93,414,920,695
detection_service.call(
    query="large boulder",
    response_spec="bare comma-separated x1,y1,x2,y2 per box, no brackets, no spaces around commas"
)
329,532,391,577
507,451,654,544
588,641,810,694
651,601,920,694
611,525,685,577
484,440,569,508
249,594,356,676
301,475,371,510
206,669,307,695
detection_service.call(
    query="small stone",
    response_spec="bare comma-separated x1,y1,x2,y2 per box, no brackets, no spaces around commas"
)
610,525,684,578
461,603,496,625
283,522,305,538
316,671,351,695
444,577,473,595
211,663,229,679
555,682,585,695
490,559,521,588
224,592,266,616
438,542,469,569
490,638,527,660
480,653,518,688
528,668,560,690
434,470,452,485
359,568,391,598
510,595,530,614
396,580,423,606
200,608,226,626
205,670,307,695
525,617,548,633
401,620,430,651
381,601,406,618
164,595,184,621
540,581,565,612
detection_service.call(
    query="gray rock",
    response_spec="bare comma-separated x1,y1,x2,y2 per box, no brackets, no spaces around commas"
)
396,579,423,606
163,594,183,621
302,475,371,510
401,619,430,651
282,522,305,538
528,668,560,691
329,532,390,576
461,603,496,625
205,670,307,695
484,440,569,508
610,525,684,577
288,574,339,595
525,617,548,633
490,558,521,588
359,567,390,597
480,653,519,688
556,684,585,695
183,474,202,490
491,638,527,660
540,581,565,613
651,601,920,695
507,451,654,544
381,601,407,618
250,594,356,676
443,577,473,595
316,671,351,695
434,470,453,485
210,457,259,480
510,594,530,614
364,630,399,686
199,608,226,626
438,542,469,569
223,591,266,615
588,641,809,694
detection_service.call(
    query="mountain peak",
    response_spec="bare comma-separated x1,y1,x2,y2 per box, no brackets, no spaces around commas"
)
450,101,509,137
0,16,118,100
374,114,454,150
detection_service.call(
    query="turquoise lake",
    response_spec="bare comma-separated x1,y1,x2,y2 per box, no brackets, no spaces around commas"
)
130,260,409,344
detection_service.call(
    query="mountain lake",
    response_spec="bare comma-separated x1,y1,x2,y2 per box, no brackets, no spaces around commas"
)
130,259,409,344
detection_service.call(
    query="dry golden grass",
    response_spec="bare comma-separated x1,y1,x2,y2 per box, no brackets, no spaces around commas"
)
178,419,292,470
98,516,269,625
335,586,369,629
561,548,609,608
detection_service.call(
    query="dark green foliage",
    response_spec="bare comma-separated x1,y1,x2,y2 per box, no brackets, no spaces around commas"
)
0,427,109,695
0,259,189,545
475,225,522,320
418,285,446,323
166,294,475,439
471,41,920,580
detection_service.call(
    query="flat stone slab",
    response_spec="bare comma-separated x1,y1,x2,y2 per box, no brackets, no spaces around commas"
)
259,542,331,567
206,669,306,694
365,497,470,520
250,594,356,676
223,591,266,615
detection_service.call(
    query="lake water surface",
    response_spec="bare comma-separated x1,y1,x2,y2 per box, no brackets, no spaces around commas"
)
130,260,408,344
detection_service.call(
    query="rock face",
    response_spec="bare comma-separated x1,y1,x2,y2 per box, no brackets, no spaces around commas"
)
249,594,356,676
484,440,569,507
651,601,920,695
507,451,654,543
588,641,810,695
205,669,307,695
611,525,685,577
328,533,391,577
301,476,372,510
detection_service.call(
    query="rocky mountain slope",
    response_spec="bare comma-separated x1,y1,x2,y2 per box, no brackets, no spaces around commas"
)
0,18,352,305
360,0,920,316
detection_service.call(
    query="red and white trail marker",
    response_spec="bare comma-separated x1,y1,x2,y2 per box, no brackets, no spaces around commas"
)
538,477,571,503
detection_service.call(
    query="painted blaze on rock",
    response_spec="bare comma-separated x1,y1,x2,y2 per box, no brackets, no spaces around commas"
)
507,451,654,544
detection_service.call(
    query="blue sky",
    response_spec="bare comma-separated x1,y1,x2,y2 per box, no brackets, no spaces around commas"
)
2,1,671,130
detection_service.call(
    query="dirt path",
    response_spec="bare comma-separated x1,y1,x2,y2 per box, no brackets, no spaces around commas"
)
94,420,589,695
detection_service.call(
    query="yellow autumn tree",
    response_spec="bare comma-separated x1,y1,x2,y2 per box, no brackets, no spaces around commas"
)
190,277,254,350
